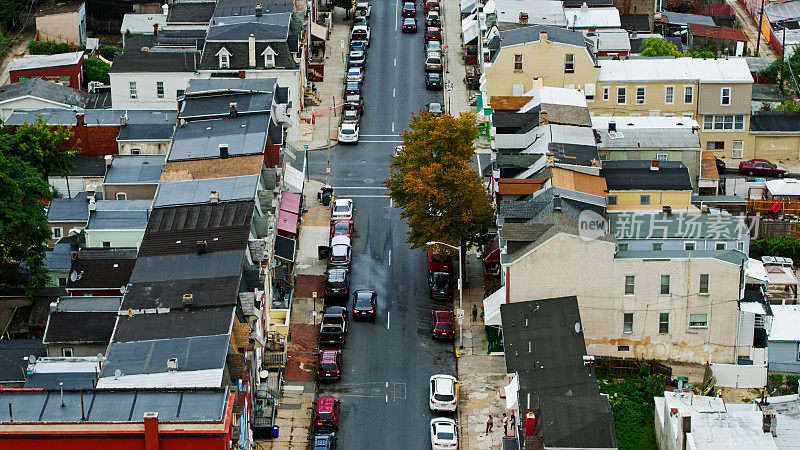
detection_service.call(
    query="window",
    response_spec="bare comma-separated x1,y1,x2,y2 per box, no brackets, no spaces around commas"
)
130,148,141,155
684,86,693,103
618,243,629,251
665,86,674,104
660,275,670,294
602,87,609,101
62,347,73,357
565,54,574,73
156,81,164,98
657,153,668,161
636,86,646,104
707,141,725,150
684,242,696,250
624,276,635,295
584,83,596,100
514,54,523,71
640,195,650,205
715,242,726,250
737,241,744,251
699,274,709,294
58,277,67,287
607,195,618,205
617,87,626,104
659,313,669,334
116,192,127,200
703,114,744,130
129,81,137,98
682,113,694,118
689,313,708,327
102,241,111,248
721,87,731,105
618,345,630,352
652,243,662,251
264,52,275,68
220,54,229,68
623,313,634,333
732,140,744,159
51,227,63,239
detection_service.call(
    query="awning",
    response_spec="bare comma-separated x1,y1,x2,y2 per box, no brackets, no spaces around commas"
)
745,258,768,285
277,209,298,237
280,191,301,214
504,373,518,409
482,235,500,262
310,22,327,41
766,265,798,286
483,287,505,326
274,235,296,262
740,301,768,315
283,162,304,194
463,21,478,45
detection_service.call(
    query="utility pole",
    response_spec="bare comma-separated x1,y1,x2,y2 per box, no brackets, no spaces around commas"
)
756,0,765,56
781,20,787,91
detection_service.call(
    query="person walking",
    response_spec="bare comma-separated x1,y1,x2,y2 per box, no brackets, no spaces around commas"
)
502,413,508,436
472,304,478,322
485,415,493,435
510,413,516,437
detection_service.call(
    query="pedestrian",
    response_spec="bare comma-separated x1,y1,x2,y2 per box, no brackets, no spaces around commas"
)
502,413,508,436
472,304,478,322
510,413,516,437
485,415,493,435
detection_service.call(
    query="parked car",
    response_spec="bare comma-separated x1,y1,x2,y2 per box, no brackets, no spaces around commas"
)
332,198,354,220
425,40,442,54
331,220,354,240
427,250,453,273
402,1,416,16
324,267,351,299
425,72,442,90
342,109,361,124
425,51,442,72
424,0,440,12
338,123,360,144
739,158,787,177
344,81,361,96
311,430,337,450
347,49,365,68
320,306,348,345
351,41,368,54
425,26,441,41
429,374,458,411
431,309,455,340
343,94,364,112
329,235,352,267
313,397,341,428
324,305,349,322
402,17,418,32
429,271,452,300
346,67,363,83
426,11,441,27
352,15,368,28
352,289,377,321
351,25,370,46
430,418,458,450
355,0,371,16
426,102,444,116
317,349,343,381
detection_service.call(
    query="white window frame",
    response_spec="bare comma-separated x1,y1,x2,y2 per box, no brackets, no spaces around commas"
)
51,227,63,239
659,312,669,334
129,81,137,98
565,53,574,73
715,241,726,250
514,54,523,71
688,313,708,328
682,112,694,118
703,114,744,131
737,241,744,251
720,87,731,106
131,148,141,155
617,86,626,105
660,275,670,295
684,241,696,250
116,192,127,200
156,81,164,98
624,275,635,295
62,347,74,357
732,140,744,159
216,46,232,69
683,85,693,104
602,86,610,101
623,313,634,334
665,85,674,104
263,46,278,68
657,153,668,161
636,86,646,105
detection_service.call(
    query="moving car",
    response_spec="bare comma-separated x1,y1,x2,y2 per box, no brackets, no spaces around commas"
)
352,289,377,321
402,2,416,16
313,397,341,428
426,11,441,27
338,122,360,144
430,418,458,450
347,49,365,67
429,374,458,411
311,430,337,450
324,267,351,299
316,349,343,381
429,271,452,300
739,158,787,177
351,25,370,46
332,198,354,220
402,17,418,32
346,67,363,83
331,220,354,240
426,102,444,116
425,26,441,42
424,0,440,12
329,235,352,267
425,51,442,72
425,72,442,90
431,309,455,340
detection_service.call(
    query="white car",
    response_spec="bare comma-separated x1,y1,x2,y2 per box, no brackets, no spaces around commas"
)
430,418,458,449
338,123,360,143
429,374,458,411
332,198,354,221
346,67,363,83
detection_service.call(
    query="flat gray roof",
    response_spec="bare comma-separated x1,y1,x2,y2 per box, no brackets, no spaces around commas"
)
5,109,177,127
129,249,245,283
168,114,269,161
153,175,260,207
104,155,165,184
55,296,121,312
100,334,230,377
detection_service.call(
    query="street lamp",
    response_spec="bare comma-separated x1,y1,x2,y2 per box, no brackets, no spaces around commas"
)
426,240,464,349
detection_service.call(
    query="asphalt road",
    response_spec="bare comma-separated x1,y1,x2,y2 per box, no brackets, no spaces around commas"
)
310,1,458,448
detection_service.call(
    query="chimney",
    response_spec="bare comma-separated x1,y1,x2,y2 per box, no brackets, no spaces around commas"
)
255,3,263,16
75,112,85,127
196,240,207,254
608,121,616,132
538,109,548,125
229,102,238,118
153,23,158,37
120,113,126,126
88,196,96,211
553,193,562,211
519,12,528,24
248,34,256,68
651,160,660,171
104,155,113,167
181,294,194,310
524,412,536,436
162,3,168,16
581,2,588,15
763,411,777,436
49,301,58,313
166,358,178,371
539,31,547,42
209,190,220,203
143,412,159,450
219,144,229,159
531,77,543,92
86,184,97,200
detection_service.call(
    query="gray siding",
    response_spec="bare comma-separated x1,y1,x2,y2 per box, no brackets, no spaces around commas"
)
768,340,800,374
617,237,748,254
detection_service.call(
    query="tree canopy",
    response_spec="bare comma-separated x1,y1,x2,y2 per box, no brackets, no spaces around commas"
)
639,38,716,59
383,111,494,252
0,115,78,177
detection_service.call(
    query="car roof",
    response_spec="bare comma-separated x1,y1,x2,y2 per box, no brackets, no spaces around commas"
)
341,122,358,129
320,349,341,362
404,17,415,21
317,397,338,411
355,289,375,298
330,235,351,246
434,310,453,321
432,375,455,394
334,198,352,206
353,25,369,31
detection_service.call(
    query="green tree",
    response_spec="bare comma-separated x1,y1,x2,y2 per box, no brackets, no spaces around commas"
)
776,99,800,112
0,115,78,177
83,58,111,84
639,38,683,57
759,46,800,83
0,152,53,295
383,111,495,253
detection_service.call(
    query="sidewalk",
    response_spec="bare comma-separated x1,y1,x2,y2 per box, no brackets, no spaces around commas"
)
457,253,510,450
442,0,471,116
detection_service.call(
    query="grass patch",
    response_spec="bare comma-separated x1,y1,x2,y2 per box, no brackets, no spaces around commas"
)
598,372,665,450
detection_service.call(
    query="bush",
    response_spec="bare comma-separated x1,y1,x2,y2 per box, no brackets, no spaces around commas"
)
600,373,666,450
751,235,800,261
83,58,110,85
28,40,73,55
99,45,118,61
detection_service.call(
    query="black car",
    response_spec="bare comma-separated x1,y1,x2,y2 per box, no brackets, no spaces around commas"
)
345,81,361,96
352,16,368,28
324,268,351,300
426,72,443,90
402,2,416,16
426,11,441,27
343,94,364,112
402,17,417,32
352,290,377,321
311,430,337,450
428,271,453,300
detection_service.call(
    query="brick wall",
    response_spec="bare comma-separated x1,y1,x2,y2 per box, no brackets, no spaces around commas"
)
10,61,83,89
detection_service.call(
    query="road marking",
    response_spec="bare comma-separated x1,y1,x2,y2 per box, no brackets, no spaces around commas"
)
388,249,391,266
393,88,396,97
394,58,397,66
387,311,391,330
390,198,393,208
357,140,403,143
391,122,395,132
394,0,399,31
344,194,390,198
385,394,389,403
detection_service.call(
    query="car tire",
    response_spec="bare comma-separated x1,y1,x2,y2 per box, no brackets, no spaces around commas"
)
779,172,785,178
748,170,754,176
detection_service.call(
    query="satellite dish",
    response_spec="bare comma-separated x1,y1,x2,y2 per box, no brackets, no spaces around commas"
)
114,369,122,378
96,353,103,361
69,271,78,282
259,370,268,379
29,355,36,364
574,322,582,334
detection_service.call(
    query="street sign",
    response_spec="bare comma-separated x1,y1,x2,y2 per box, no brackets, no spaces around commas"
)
458,278,462,291
303,144,309,150
456,309,464,320
312,291,317,298
340,40,345,50
457,316,463,326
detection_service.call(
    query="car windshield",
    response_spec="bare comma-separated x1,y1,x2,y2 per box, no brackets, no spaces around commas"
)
355,294,372,307
428,58,440,64
348,69,360,76
436,322,453,331
352,30,367,38
328,270,346,282
333,222,349,234
437,431,454,440
334,203,350,212
430,273,450,288
404,18,414,24
430,104,442,113
321,326,341,333
341,128,355,135
346,82,359,89
434,391,454,401
404,2,414,7
320,362,338,371
318,411,334,420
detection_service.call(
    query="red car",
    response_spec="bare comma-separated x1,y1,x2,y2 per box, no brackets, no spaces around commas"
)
313,397,340,428
424,0,440,12
738,159,787,178
427,250,452,273
425,26,441,41
331,220,354,240
316,350,343,381
431,310,455,340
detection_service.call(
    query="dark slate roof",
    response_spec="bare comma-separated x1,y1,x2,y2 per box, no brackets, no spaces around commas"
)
100,334,229,377
609,212,748,240
752,83,783,103
137,201,255,257
7,109,177,127
47,193,91,222
109,50,200,73
491,25,587,61
122,276,241,310
660,11,715,27
0,78,89,107
0,388,230,423
0,339,45,382
85,209,150,231
52,154,106,177
549,142,600,166
117,123,175,141
104,155,164,184
129,250,245,284
180,92,274,119
200,41,297,70
213,0,294,17
167,2,216,23
184,77,277,95
206,12,291,41
168,114,269,161
66,249,138,290
111,307,234,342
538,395,617,449
45,239,74,272
25,371,97,389
493,113,541,134
750,111,800,132
153,175,261,207
619,14,651,32
43,311,117,344
601,160,693,191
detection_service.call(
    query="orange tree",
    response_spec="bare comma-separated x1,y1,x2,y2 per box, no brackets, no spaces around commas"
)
383,110,494,253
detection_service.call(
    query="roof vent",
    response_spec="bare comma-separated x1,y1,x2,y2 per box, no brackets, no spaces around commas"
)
167,357,178,372
651,160,660,171
104,155,113,167
229,102,238,118
196,240,207,254
219,144,229,159
209,190,220,203
255,3,263,16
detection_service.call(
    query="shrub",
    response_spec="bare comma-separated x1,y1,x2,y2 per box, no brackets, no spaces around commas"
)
751,235,800,261
83,58,110,85
28,40,72,55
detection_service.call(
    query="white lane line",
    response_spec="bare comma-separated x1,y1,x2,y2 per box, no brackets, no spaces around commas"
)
391,122,395,132
387,311,391,330
394,58,397,66
388,249,391,266
394,0,399,31
390,198,393,208
385,394,389,403
393,88,396,97
360,134,401,137
386,382,389,388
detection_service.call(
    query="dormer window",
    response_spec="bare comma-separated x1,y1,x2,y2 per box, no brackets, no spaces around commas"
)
216,46,232,69
262,46,277,68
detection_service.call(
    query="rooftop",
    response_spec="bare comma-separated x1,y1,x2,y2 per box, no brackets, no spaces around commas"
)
206,12,291,41
168,114,269,161
109,50,201,73
104,155,164,184
153,175,260,207
5,108,177,126
493,0,566,27
167,2,215,23
24,357,106,389
120,13,168,34
769,304,800,341
43,308,117,344
750,111,800,132
66,248,138,290
180,91,274,119
598,57,753,83
601,160,693,191
614,249,748,265
161,154,264,180
551,167,607,197
495,24,585,50
0,78,90,108
659,11,716,27
213,0,295,16
129,249,245,285
112,307,235,342
122,275,241,310
8,51,83,71
86,207,151,231
608,212,748,240
0,339,45,383
47,194,91,222
688,22,748,41
565,6,621,28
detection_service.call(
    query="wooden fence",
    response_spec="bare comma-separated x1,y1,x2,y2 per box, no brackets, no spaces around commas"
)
747,199,800,216
594,357,673,378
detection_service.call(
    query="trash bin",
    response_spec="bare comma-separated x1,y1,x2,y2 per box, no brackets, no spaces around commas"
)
272,425,280,438
318,245,330,260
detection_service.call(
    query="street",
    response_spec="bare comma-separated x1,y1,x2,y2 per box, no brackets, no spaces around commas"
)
308,0,458,448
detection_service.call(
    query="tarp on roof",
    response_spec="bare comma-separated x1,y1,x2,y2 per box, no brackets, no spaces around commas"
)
280,191,301,214
483,287,505,326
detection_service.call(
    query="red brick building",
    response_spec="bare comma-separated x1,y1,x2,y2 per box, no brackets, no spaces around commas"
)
8,51,84,89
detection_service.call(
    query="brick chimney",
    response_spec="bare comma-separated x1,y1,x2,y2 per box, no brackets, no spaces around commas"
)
519,12,528,24
143,412,159,450
75,112,85,127
539,31,547,42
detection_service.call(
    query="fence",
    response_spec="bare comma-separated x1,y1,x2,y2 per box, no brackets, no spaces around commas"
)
710,362,767,388
594,357,673,378
748,199,800,216
750,218,800,239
